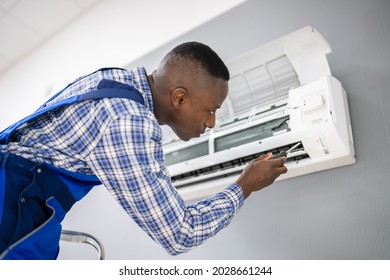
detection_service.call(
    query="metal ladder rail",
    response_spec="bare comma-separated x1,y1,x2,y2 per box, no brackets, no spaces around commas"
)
60,229,105,260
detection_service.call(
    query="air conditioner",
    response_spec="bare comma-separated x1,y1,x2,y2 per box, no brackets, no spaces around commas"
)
161,26,356,202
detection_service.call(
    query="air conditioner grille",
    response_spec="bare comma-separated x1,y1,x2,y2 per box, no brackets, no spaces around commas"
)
172,142,308,188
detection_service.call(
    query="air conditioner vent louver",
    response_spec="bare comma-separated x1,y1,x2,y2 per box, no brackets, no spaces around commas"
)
218,55,299,124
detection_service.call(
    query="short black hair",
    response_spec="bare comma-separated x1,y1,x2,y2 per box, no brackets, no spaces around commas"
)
163,41,230,81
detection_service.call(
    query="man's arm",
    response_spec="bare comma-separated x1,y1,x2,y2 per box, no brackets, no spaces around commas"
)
88,109,286,255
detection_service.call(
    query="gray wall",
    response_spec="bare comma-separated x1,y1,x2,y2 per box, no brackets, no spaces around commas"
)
60,0,389,260
124,0,390,260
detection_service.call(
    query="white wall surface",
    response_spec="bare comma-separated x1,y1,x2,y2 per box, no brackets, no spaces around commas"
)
0,0,246,129
2,0,389,261
62,0,390,260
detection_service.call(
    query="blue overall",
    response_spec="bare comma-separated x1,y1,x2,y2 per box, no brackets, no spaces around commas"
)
0,69,145,259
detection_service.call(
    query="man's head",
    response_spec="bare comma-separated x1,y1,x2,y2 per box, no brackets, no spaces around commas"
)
149,42,230,141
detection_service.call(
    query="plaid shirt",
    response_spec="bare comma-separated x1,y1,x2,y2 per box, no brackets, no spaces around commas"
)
0,67,244,255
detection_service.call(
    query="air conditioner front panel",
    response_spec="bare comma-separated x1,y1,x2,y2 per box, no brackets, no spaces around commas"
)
163,27,355,202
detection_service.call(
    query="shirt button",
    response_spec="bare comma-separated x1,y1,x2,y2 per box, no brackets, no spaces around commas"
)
37,168,42,173
20,197,26,203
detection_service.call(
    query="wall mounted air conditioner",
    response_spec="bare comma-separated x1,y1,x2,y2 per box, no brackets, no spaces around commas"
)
161,26,356,202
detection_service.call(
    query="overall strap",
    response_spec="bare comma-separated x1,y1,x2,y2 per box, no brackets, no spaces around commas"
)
0,74,146,196
79,79,145,105
0,76,145,144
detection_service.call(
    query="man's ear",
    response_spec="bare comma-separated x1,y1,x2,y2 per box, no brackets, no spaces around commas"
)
171,87,187,109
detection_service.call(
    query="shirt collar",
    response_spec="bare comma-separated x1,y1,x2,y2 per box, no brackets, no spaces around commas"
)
130,67,154,113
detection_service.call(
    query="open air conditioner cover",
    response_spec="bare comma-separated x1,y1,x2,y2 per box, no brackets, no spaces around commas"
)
161,26,355,202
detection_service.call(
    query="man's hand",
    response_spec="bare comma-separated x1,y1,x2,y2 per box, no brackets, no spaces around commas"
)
235,153,287,199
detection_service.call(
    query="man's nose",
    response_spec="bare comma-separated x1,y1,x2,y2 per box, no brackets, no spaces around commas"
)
205,113,216,128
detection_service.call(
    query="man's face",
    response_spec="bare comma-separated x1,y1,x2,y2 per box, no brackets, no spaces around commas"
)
170,78,228,141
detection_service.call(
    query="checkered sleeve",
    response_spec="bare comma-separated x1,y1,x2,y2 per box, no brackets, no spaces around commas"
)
87,109,244,255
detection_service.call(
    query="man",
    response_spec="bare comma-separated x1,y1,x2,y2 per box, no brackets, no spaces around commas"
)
0,42,287,259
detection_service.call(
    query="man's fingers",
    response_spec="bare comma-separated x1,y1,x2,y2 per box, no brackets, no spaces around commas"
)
256,153,286,165
266,156,287,174
277,165,288,174
257,153,273,160
265,156,286,167
254,153,287,175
